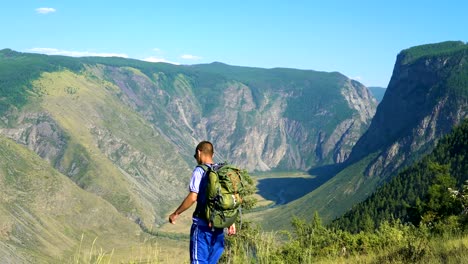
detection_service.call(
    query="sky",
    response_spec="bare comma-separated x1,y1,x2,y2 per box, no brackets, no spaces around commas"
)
1,1,467,88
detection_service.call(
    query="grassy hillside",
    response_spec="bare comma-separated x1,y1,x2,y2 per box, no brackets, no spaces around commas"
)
31,68,191,225
0,49,82,115
257,153,381,230
0,135,144,263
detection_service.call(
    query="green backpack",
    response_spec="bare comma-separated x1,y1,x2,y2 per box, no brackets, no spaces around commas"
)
196,163,246,228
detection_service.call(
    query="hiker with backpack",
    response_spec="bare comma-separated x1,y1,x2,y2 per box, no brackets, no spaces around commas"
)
169,141,242,263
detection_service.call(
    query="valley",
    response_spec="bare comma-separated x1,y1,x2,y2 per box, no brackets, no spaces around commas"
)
254,172,319,207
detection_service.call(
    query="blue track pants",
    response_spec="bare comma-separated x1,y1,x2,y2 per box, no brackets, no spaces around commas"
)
190,223,225,264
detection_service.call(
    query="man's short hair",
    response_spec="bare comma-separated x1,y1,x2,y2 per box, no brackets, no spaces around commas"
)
196,141,214,156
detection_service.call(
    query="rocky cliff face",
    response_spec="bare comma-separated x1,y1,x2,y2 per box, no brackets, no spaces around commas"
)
99,64,377,172
0,112,67,167
349,41,468,180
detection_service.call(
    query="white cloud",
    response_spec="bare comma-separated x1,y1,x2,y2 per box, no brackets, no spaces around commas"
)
36,8,56,14
142,56,180,65
28,48,128,58
181,54,202,60
351,76,362,81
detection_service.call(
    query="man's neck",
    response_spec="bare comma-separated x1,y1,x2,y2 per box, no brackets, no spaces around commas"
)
201,158,214,165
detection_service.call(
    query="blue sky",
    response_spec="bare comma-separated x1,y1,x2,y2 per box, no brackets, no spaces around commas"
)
1,1,467,87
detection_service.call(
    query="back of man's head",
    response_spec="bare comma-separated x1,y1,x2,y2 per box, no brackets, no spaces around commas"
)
196,141,214,156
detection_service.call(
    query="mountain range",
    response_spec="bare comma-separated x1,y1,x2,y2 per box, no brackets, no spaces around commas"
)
0,47,377,261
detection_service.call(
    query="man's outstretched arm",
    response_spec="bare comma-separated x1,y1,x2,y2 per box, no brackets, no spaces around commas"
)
169,192,198,224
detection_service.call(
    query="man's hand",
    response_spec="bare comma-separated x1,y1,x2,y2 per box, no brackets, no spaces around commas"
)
168,192,197,225
169,212,178,224
227,224,236,236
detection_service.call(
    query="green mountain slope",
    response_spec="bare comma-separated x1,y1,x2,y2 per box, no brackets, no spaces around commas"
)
0,136,143,263
261,41,468,229
331,118,468,232
29,68,191,226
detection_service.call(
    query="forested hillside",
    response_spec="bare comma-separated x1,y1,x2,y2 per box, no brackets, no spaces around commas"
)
332,118,468,232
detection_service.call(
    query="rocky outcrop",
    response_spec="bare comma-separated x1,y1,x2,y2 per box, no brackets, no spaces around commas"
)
0,112,67,167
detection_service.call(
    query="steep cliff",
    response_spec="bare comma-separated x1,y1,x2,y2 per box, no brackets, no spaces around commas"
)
349,41,468,179
263,41,468,228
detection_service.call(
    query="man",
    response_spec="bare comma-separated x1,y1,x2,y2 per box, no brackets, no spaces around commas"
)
169,141,236,263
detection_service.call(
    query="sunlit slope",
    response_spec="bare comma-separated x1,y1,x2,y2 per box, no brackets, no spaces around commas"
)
31,68,191,226
0,136,142,263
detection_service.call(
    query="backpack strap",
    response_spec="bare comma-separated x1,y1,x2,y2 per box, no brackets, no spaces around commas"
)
196,164,209,172
192,164,211,221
